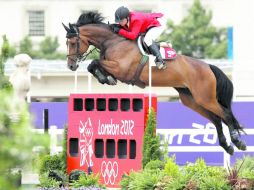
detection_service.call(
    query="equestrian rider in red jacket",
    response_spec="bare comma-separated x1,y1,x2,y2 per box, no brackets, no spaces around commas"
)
112,6,167,70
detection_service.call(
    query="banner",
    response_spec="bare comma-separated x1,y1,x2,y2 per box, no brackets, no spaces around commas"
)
30,101,254,166
157,102,254,166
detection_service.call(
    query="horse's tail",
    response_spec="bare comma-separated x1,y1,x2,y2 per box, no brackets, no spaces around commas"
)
209,64,244,133
209,64,233,109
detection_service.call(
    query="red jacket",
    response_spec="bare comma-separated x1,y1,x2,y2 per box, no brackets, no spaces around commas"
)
118,12,163,40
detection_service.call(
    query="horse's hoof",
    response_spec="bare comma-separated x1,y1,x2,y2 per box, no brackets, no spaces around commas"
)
226,145,234,155
236,141,247,151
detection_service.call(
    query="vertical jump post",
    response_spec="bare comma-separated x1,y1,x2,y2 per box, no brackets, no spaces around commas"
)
149,55,152,110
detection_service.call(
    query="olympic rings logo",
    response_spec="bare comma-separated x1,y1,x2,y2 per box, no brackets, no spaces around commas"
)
101,161,118,185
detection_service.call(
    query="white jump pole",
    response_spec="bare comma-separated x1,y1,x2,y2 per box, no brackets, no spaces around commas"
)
88,72,92,93
128,84,133,93
149,55,152,110
74,70,78,92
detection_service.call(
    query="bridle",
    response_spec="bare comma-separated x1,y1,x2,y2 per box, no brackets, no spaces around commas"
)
67,35,82,63
64,22,125,68
66,24,99,66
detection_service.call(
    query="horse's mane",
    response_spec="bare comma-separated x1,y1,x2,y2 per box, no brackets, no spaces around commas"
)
76,11,105,26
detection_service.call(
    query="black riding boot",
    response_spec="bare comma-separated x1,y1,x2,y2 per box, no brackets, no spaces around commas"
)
148,43,166,70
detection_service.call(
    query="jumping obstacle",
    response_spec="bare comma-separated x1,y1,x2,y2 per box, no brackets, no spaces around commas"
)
29,98,254,180
67,93,157,188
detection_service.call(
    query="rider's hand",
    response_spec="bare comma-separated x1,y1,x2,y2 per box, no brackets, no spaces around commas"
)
110,24,121,33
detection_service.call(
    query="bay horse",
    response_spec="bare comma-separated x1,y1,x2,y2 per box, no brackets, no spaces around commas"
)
63,12,246,155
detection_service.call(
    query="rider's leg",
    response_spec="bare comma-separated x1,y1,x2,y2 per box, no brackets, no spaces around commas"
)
144,23,166,69
148,41,166,69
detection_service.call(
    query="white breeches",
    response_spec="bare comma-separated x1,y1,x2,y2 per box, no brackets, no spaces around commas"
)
144,17,166,46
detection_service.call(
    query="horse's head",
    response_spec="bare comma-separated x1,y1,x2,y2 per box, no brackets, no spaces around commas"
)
63,23,90,71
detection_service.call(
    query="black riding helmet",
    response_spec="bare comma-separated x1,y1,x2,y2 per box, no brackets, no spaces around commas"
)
115,6,130,22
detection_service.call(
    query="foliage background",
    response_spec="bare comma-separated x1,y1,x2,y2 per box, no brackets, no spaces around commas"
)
0,35,49,190
142,108,162,168
160,0,227,59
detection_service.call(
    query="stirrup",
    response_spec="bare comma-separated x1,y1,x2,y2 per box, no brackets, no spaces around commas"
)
155,60,167,70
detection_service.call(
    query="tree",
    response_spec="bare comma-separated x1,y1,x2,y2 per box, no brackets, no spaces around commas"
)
1,35,16,60
38,36,66,59
18,36,66,59
61,124,68,173
142,108,162,168
0,89,33,189
0,38,49,189
19,36,35,57
160,0,227,59
39,36,59,55
0,35,13,91
0,91,49,190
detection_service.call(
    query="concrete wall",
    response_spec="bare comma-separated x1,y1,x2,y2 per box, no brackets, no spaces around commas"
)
0,0,233,51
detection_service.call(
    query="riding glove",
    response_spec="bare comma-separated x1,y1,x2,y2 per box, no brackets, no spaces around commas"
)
111,24,121,33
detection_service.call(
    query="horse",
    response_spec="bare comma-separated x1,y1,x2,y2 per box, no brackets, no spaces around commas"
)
63,11,246,155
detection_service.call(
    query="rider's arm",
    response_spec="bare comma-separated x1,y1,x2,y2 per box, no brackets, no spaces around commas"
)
118,20,142,40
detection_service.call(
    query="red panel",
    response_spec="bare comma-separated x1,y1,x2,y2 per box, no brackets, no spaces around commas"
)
67,93,157,188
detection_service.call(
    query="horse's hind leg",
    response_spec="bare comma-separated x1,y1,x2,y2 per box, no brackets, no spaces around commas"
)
221,107,247,151
176,88,234,154
190,80,246,151
209,113,234,155
210,107,246,151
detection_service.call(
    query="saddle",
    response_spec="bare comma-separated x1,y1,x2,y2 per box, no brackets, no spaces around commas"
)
125,35,177,88
137,35,177,60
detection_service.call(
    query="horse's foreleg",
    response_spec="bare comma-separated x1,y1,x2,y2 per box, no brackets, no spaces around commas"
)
100,60,121,85
87,60,116,85
177,88,234,154
87,60,108,84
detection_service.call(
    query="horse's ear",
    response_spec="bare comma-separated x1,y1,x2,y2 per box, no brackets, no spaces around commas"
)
62,23,70,32
69,23,79,34
69,23,75,31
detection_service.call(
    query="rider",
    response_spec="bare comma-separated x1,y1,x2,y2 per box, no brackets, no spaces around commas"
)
112,6,167,70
